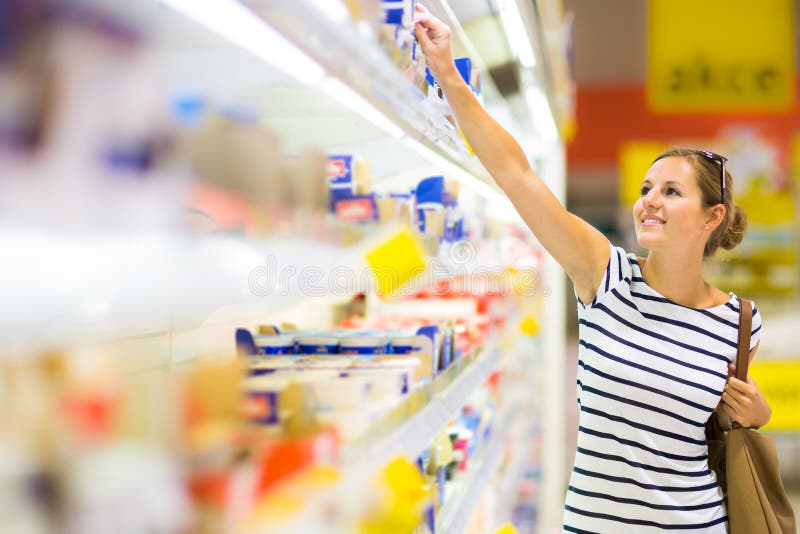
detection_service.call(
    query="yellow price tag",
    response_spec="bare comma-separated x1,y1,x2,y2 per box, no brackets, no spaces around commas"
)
519,315,540,336
366,230,426,297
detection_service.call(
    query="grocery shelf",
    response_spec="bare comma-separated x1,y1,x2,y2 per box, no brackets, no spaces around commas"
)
154,0,499,191
493,416,531,527
435,407,512,533
2,1,562,532
0,224,404,353
363,348,500,463
247,347,502,533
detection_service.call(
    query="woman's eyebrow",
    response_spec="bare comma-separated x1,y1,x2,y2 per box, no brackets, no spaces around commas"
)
641,179,684,187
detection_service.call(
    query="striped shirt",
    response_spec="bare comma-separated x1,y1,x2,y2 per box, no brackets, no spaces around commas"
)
563,242,762,533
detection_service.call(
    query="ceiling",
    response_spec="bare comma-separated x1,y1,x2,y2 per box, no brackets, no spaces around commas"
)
450,0,646,85
448,1,642,231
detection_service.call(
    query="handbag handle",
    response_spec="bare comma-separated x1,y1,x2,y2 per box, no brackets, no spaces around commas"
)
735,297,753,381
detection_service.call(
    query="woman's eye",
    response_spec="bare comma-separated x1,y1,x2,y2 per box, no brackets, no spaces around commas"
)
640,186,650,196
666,187,680,196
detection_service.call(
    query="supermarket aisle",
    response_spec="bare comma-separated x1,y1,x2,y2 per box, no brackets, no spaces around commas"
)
0,2,565,532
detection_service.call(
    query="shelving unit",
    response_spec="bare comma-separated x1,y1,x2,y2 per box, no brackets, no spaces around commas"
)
1,1,568,532
151,0,493,187
435,409,510,533
363,348,499,463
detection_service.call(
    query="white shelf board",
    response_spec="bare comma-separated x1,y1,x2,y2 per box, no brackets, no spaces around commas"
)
0,224,401,355
364,348,500,463
493,433,529,528
149,0,499,191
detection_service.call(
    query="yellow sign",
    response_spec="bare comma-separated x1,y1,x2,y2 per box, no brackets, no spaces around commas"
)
366,230,426,297
618,141,668,208
750,360,800,431
647,0,796,112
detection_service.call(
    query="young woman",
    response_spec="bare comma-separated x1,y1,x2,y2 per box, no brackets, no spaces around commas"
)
414,5,772,531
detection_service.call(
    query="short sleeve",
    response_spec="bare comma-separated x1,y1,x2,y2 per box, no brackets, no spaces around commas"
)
575,241,633,308
749,300,762,353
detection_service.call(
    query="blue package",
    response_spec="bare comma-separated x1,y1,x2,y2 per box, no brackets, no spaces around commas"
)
327,154,354,187
424,66,436,88
441,326,453,370
416,175,445,232
416,176,444,206
454,57,472,86
416,325,440,374
384,7,403,24
235,328,258,356
246,391,279,425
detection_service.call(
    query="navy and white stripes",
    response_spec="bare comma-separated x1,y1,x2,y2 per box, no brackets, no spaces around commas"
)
565,242,762,533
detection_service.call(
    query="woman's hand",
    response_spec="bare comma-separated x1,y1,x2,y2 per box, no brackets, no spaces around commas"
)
721,363,772,429
413,4,459,85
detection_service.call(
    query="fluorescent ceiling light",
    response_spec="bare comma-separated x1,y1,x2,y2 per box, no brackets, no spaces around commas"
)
525,87,559,142
320,77,405,139
498,0,537,68
160,0,326,85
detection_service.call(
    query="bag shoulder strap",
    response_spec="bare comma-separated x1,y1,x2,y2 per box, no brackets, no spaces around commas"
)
736,297,753,381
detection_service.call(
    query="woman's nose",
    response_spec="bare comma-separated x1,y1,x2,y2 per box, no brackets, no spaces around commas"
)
642,189,661,207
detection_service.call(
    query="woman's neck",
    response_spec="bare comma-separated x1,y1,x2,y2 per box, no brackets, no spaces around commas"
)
640,250,717,308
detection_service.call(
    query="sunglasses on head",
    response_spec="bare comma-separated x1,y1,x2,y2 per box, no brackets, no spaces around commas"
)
693,150,728,205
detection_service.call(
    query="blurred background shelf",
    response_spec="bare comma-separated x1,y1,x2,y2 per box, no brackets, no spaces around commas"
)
0,223,402,354
435,403,513,533
362,348,500,463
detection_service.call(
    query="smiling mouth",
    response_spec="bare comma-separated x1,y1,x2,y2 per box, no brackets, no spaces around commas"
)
641,219,665,226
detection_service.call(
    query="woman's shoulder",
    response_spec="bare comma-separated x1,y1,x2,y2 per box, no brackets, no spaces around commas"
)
606,243,642,276
708,286,735,308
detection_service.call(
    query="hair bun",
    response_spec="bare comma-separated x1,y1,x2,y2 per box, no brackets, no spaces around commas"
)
720,205,748,250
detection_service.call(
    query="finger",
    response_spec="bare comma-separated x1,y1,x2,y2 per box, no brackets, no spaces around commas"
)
724,382,753,405
726,377,751,394
728,363,735,377
725,390,752,412
414,22,434,49
415,3,430,15
414,14,435,31
722,386,747,408
722,391,743,414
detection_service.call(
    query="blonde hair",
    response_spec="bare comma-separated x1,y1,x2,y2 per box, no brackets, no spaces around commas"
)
652,147,747,257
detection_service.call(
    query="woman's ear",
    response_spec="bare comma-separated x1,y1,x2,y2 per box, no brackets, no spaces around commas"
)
705,204,726,229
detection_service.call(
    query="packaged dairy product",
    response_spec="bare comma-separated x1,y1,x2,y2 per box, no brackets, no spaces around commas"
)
254,335,295,355
339,335,389,355
296,335,340,355
389,335,418,354
307,376,370,411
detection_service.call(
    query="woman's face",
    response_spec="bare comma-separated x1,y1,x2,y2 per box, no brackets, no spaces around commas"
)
632,156,709,254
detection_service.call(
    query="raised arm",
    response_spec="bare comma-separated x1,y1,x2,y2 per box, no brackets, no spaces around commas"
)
413,5,609,303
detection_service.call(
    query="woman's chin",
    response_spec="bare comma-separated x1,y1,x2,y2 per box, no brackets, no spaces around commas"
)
635,234,659,250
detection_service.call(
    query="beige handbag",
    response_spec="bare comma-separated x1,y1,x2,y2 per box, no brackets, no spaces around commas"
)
705,297,796,533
